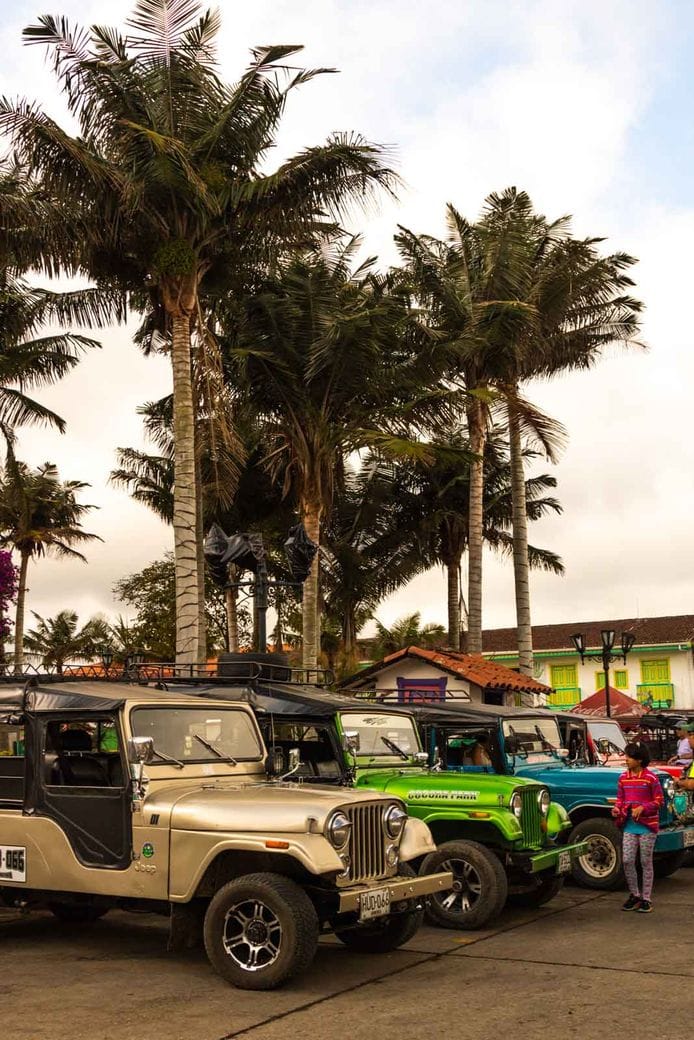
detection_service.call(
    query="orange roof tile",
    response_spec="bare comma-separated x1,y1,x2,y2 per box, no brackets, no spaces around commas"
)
342,646,551,694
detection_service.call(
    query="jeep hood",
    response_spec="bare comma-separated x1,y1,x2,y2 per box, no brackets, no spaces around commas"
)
356,768,540,805
514,763,622,795
146,782,392,833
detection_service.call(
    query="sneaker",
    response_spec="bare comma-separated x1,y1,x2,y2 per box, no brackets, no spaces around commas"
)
622,895,641,911
636,900,653,913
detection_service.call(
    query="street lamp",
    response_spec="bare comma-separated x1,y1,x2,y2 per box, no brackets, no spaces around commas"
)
99,647,114,678
571,629,636,718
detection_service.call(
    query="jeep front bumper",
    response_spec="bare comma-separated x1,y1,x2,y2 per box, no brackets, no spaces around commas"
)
337,870,452,913
510,840,588,875
655,824,694,853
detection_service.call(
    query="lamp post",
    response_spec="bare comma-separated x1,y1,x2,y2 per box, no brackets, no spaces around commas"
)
99,647,114,678
570,629,636,718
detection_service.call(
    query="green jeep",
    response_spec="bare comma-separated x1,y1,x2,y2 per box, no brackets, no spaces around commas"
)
185,679,587,929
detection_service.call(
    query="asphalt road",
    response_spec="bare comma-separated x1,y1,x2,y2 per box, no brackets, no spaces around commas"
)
5,872,694,1040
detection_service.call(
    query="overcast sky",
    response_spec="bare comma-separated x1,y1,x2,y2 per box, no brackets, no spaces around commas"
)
0,0,692,637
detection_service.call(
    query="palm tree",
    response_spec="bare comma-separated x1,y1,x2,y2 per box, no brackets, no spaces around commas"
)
387,430,564,649
370,613,447,661
23,609,110,674
0,462,101,670
2,1,398,666
322,467,431,674
395,204,532,656
0,271,103,449
226,237,450,670
475,189,642,673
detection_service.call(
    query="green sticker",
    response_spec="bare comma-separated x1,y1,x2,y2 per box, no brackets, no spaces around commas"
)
142,842,155,859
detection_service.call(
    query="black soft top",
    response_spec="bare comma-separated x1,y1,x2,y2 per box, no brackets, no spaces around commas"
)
0,680,127,714
173,681,414,721
401,700,562,724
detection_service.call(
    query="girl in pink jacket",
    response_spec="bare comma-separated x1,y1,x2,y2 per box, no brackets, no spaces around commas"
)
611,741,663,913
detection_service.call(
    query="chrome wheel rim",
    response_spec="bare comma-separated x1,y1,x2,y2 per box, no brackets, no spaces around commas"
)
222,899,283,972
435,857,483,915
579,835,618,879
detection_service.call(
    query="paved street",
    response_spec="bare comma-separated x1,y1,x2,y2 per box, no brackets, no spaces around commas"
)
5,872,694,1040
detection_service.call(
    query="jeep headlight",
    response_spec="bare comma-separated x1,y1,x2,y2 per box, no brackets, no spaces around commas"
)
510,791,523,819
663,777,675,800
327,811,352,850
537,788,551,816
384,804,407,840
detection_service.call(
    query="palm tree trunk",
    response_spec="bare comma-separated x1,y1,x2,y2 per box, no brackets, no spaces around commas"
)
446,553,462,650
13,551,29,672
195,433,207,665
225,584,238,652
466,397,487,654
302,503,321,673
508,397,533,676
171,311,200,668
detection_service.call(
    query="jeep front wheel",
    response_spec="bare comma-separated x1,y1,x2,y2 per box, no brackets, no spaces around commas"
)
203,873,319,990
569,818,623,889
420,840,508,930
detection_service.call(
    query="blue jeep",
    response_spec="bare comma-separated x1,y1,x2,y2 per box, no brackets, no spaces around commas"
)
406,701,694,889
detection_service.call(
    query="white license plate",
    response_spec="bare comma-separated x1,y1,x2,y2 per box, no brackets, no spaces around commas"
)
359,887,391,921
684,830,694,848
0,846,26,882
557,850,572,874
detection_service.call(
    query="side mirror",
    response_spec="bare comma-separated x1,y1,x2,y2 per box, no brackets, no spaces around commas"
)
287,748,301,772
265,748,284,777
414,751,429,764
343,730,360,753
557,748,570,759
128,736,154,765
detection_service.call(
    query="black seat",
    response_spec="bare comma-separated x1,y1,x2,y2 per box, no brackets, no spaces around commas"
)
56,729,109,787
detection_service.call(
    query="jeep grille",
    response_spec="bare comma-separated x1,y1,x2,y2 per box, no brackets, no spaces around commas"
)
520,787,543,847
344,803,389,882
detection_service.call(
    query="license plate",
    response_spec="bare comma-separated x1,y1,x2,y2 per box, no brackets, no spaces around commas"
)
557,850,572,874
0,846,26,882
684,830,694,848
359,887,391,921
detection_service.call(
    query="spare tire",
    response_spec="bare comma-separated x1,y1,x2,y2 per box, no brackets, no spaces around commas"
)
218,652,291,682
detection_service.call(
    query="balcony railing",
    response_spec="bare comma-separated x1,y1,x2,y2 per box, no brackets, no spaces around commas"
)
637,683,675,709
547,687,581,710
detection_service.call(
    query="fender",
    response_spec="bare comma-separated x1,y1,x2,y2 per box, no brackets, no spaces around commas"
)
169,830,343,901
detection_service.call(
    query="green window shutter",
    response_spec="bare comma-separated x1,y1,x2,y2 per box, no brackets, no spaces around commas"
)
614,670,628,689
595,671,606,689
551,664,577,688
641,659,671,684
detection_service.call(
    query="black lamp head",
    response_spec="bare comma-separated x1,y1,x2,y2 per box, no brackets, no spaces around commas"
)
600,629,616,651
571,632,585,656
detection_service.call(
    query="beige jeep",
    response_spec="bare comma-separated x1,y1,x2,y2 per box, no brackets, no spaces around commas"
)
0,681,450,989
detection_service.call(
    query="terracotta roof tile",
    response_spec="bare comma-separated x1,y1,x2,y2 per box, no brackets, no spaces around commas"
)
482,615,694,654
342,646,551,694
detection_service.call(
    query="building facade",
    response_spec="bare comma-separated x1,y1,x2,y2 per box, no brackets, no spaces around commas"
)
482,615,694,711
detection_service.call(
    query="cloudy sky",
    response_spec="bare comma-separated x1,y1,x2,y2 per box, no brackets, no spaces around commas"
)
0,0,692,636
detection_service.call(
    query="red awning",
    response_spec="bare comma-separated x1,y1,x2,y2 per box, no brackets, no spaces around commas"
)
569,687,647,718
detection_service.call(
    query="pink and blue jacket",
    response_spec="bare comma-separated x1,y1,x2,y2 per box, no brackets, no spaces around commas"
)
614,768,664,834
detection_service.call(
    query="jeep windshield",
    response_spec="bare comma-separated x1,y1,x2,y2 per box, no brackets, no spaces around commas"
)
587,720,626,752
502,717,565,764
340,712,420,759
131,707,263,763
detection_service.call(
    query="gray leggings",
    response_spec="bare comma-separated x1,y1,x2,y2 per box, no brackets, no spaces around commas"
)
622,831,657,901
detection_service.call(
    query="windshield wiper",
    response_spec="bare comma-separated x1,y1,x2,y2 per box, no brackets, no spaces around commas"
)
380,735,410,761
152,748,184,769
193,734,238,765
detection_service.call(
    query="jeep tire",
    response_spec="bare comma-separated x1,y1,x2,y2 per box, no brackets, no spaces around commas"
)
203,872,319,990
420,840,508,930
506,873,564,909
569,818,623,889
